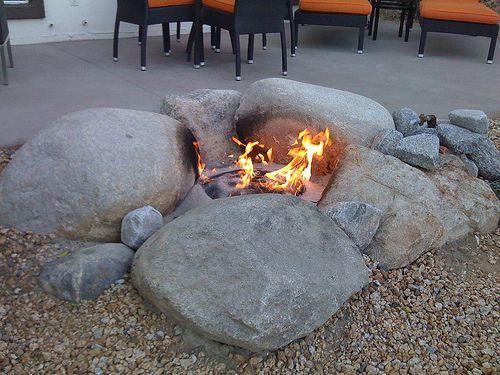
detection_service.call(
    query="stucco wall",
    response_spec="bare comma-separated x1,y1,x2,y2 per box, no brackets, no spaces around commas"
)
8,0,191,45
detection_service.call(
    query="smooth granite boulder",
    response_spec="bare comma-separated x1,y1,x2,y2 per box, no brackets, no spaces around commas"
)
393,108,420,136
0,108,196,241
235,79,394,166
318,145,498,269
40,243,134,302
449,109,488,134
132,194,369,352
121,206,164,250
160,89,242,166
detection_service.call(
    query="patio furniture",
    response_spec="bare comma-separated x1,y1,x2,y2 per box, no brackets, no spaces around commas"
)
261,0,296,54
0,0,14,85
293,0,373,55
368,0,417,41
113,0,195,71
196,0,289,81
418,0,499,63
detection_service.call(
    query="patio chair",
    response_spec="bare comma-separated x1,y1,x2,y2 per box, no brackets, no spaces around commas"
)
418,0,499,63
113,0,195,71
0,0,14,85
368,0,417,42
196,0,289,81
293,0,373,55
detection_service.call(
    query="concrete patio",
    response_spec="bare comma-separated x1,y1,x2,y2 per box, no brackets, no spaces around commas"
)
0,19,499,147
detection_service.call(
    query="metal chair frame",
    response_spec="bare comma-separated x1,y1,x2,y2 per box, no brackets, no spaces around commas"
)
0,1,14,85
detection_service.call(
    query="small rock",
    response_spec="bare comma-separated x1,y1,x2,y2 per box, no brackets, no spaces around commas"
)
435,302,443,311
393,108,420,136
121,206,163,250
457,335,467,343
249,356,263,366
39,243,134,302
372,129,403,156
449,109,488,134
322,201,382,250
414,126,438,136
459,155,479,178
395,134,440,170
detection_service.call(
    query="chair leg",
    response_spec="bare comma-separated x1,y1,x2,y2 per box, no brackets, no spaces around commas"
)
292,21,299,56
289,18,296,56
358,26,365,54
230,30,236,55
176,22,181,42
186,23,195,59
113,18,120,61
7,39,13,68
138,26,143,45
280,31,287,76
368,6,375,36
210,26,216,49
262,33,267,50
215,27,222,52
247,34,255,63
373,5,380,40
140,24,148,70
404,9,412,42
418,29,427,58
398,11,406,38
234,33,241,81
1,46,8,85
162,23,171,56
487,34,497,64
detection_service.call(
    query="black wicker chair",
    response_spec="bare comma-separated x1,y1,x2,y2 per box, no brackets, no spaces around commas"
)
368,0,417,42
0,0,14,85
113,0,195,70
195,0,288,81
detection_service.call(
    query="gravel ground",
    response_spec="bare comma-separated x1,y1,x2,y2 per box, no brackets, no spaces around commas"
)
0,121,499,375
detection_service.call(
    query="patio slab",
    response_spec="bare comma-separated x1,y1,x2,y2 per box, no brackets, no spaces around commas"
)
0,20,499,147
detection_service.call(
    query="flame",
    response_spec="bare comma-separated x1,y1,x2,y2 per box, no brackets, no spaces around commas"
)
193,141,206,178
231,128,330,195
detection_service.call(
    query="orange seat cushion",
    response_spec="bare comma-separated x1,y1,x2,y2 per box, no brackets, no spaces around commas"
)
300,0,372,15
420,1,499,25
148,0,194,8
202,0,235,14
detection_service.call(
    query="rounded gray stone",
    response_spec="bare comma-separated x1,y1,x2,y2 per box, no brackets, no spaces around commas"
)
39,243,134,302
121,206,164,250
132,194,369,352
393,108,420,136
0,108,196,241
449,109,488,135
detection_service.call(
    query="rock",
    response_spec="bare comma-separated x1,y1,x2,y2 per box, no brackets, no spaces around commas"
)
414,126,438,136
40,243,134,302
426,154,499,234
436,123,484,154
371,129,403,156
490,180,500,200
459,154,479,178
449,109,488,134
160,89,242,166
395,134,440,171
318,145,471,269
121,206,163,250
321,202,382,250
393,108,419,136
235,79,394,164
163,183,213,224
467,139,500,181
132,194,369,352
0,108,196,241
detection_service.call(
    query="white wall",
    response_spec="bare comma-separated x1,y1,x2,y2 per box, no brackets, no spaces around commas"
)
8,0,192,45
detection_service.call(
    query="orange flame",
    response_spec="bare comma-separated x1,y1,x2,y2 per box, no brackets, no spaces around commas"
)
232,128,330,195
193,141,206,178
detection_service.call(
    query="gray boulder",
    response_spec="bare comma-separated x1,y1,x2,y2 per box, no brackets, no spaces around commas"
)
414,126,438,136
40,243,134,302
449,109,488,134
235,79,394,163
0,108,196,241
121,206,163,250
371,129,403,156
395,134,440,171
459,154,479,178
132,194,369,352
160,89,241,166
321,202,382,250
163,183,213,224
436,123,484,154
467,139,500,181
393,108,419,136
319,145,499,269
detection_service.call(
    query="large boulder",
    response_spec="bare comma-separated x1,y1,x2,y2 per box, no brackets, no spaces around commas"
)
132,194,369,352
39,243,134,302
319,145,499,269
160,89,242,166
0,108,196,241
234,79,394,169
